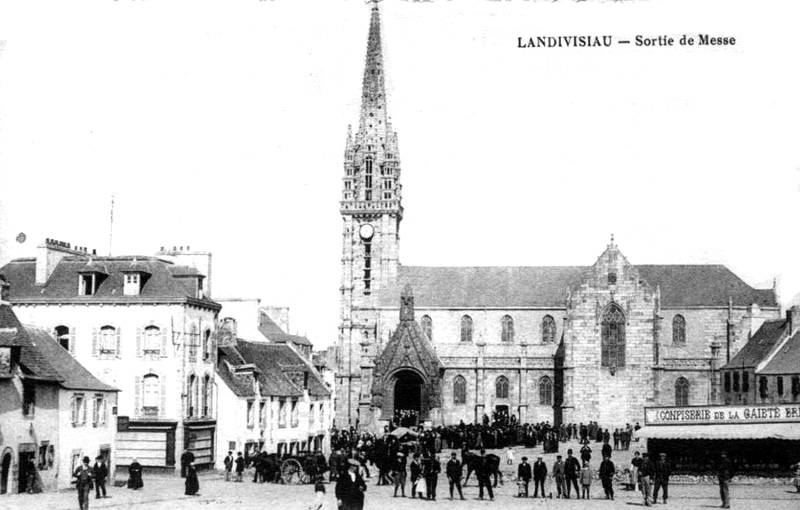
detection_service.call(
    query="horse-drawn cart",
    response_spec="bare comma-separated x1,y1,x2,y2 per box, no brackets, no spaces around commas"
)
280,451,329,484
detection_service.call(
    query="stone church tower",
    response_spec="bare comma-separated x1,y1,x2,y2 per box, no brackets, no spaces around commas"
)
336,4,403,427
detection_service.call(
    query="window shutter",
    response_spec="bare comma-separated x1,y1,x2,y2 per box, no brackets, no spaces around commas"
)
115,327,122,358
92,328,98,357
134,376,141,417
136,328,142,357
69,328,76,355
160,375,167,418
70,396,76,424
161,327,168,357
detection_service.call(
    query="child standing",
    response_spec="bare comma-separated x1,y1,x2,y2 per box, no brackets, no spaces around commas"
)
580,461,592,500
506,447,515,465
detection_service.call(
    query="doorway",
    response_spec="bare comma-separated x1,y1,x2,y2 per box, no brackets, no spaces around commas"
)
18,451,34,494
394,370,423,427
1,451,11,494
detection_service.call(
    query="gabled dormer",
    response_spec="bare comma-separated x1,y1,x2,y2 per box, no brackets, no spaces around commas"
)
121,259,151,296
77,260,108,296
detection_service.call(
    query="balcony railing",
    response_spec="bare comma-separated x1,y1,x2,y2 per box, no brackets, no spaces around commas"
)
143,406,159,417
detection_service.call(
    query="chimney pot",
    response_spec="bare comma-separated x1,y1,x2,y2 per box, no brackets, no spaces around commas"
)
92,249,96,255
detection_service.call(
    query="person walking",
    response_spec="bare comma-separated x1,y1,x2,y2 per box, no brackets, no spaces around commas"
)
73,456,94,510
506,447,515,465
93,456,108,499
653,452,671,504
533,456,547,498
425,453,440,500
185,461,200,496
235,452,245,482
180,449,194,478
639,452,655,506
517,456,532,498
476,449,494,501
127,458,143,490
630,451,643,491
446,452,465,500
718,452,734,509
336,459,367,510
552,455,566,499
580,461,592,499
223,451,234,482
392,452,407,497
599,454,615,500
564,449,581,499
409,453,422,499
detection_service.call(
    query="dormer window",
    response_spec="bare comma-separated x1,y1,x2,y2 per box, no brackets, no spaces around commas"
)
79,274,98,296
124,274,141,296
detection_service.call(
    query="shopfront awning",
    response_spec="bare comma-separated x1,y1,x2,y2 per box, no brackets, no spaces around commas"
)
637,423,800,441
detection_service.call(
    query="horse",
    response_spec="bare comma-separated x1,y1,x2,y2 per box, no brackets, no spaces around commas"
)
461,449,503,487
250,452,282,483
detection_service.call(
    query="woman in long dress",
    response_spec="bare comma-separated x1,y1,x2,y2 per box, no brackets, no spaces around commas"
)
128,458,144,490
185,461,200,496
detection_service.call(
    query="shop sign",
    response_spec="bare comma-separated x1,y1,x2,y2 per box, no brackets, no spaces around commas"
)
645,403,800,425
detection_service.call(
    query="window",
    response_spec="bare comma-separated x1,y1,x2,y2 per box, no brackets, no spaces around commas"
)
421,315,433,342
37,442,53,470
142,374,160,416
259,401,267,428
759,376,768,400
22,379,35,417
792,377,800,400
309,402,316,428
319,402,325,428
247,400,255,428
601,304,626,368
501,315,514,343
71,394,86,425
363,240,372,292
364,157,373,201
733,372,740,392
675,377,690,406
777,376,784,396
453,375,467,405
0,347,11,375
202,375,211,417
55,325,71,352
539,376,553,406
93,395,107,427
79,274,97,296
203,329,212,361
672,315,686,345
290,399,299,428
95,325,119,357
742,372,750,393
724,372,731,392
188,324,198,361
608,272,617,285
123,273,140,296
495,376,509,399
542,315,556,344
187,375,197,418
278,399,287,428
460,316,473,343
144,326,161,354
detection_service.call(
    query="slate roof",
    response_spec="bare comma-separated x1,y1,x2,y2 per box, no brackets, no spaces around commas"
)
759,331,800,375
0,256,220,309
723,319,788,370
0,304,61,381
258,312,313,347
378,264,776,309
216,339,330,398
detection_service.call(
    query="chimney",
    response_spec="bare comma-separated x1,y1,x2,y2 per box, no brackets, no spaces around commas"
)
787,306,800,336
36,238,86,285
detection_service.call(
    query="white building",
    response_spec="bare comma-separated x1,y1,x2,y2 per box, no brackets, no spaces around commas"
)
0,278,117,496
0,239,221,474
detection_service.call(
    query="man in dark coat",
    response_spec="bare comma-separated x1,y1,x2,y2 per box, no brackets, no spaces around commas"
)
336,459,367,510
639,452,655,506
533,455,548,498
409,453,422,499
223,451,234,482
73,456,94,510
185,461,200,495
718,452,734,509
517,456,532,498
446,452,465,500
599,454,615,500
424,453,441,500
93,456,108,499
564,449,581,499
235,452,245,482
392,452,407,497
180,450,194,478
476,449,494,501
653,452,671,504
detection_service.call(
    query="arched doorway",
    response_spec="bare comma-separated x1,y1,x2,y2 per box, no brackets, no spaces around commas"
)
393,370,423,427
1,450,11,495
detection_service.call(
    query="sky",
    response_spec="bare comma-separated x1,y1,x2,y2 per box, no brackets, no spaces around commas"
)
0,0,798,348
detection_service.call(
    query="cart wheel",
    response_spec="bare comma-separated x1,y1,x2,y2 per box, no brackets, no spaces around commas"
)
281,459,303,484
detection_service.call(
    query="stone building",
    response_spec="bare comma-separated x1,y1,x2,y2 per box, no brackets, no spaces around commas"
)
0,278,117,495
720,306,800,405
0,239,220,474
335,5,781,431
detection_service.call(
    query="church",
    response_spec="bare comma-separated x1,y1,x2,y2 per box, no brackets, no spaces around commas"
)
334,5,780,431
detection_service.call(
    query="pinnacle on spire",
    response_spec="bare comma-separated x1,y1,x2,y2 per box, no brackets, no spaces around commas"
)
360,2,388,129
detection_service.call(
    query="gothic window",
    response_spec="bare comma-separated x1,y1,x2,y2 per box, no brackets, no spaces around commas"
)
202,375,211,416
187,375,197,418
501,315,514,343
601,304,626,368
495,376,509,399
203,329,212,361
364,158,373,200
453,375,467,405
460,316,473,343
542,315,556,344
675,377,690,406
759,376,768,400
539,376,553,406
673,315,686,345
421,315,433,342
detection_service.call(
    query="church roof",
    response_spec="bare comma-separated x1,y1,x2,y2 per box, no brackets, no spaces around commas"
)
379,264,776,309
258,312,313,347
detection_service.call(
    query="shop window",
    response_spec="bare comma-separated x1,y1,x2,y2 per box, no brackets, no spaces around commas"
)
501,315,514,343
495,376,509,399
421,315,433,342
460,316,473,343
672,315,686,345
675,377,690,406
601,304,626,368
542,315,556,344
539,376,553,406
453,375,467,405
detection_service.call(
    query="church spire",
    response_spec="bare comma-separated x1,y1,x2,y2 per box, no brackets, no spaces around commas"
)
359,2,389,134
